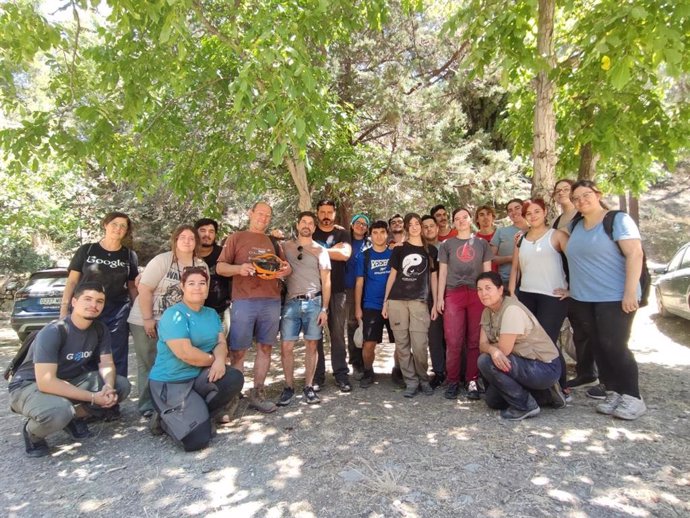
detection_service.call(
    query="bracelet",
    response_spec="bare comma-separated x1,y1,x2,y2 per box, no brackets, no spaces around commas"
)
90,392,95,405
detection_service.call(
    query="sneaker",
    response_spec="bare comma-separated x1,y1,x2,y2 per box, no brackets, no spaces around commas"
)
216,394,240,424
248,387,278,413
352,366,365,381
403,385,418,398
359,370,375,389
586,384,607,400
391,367,406,388
500,405,541,421
312,383,322,393
420,381,434,396
549,383,568,409
466,380,481,400
565,375,598,389
65,419,92,439
149,411,164,435
103,404,121,422
596,391,622,415
444,382,460,400
276,386,295,407
302,386,321,405
337,379,352,393
429,373,445,389
23,422,50,458
612,394,646,420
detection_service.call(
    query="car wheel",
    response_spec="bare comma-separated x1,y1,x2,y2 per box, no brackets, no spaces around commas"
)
656,286,670,317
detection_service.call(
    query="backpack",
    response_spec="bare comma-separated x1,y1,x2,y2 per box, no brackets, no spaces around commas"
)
568,210,651,307
4,321,67,381
4,319,106,381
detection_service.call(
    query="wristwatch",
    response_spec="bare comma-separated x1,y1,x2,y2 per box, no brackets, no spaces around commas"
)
320,307,329,314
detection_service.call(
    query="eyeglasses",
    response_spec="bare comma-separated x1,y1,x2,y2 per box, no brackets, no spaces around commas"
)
391,219,403,225
353,221,368,227
554,187,571,195
108,222,128,230
297,245,303,261
571,191,596,204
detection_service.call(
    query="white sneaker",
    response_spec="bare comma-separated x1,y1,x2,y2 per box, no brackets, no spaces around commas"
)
612,394,647,420
596,391,622,415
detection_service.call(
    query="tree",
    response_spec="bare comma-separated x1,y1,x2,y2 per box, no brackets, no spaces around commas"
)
446,0,690,198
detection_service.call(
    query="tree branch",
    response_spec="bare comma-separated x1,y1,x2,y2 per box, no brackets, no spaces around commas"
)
404,41,470,95
191,0,243,54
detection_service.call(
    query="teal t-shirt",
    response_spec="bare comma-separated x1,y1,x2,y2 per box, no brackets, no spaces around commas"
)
149,302,222,382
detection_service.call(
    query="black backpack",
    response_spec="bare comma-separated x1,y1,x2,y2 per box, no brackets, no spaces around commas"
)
569,210,651,307
4,321,67,381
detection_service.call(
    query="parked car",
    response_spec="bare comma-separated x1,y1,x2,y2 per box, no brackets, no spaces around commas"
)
655,242,690,320
11,268,68,341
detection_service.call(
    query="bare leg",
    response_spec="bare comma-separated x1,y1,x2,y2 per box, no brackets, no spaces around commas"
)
230,349,246,373
362,341,377,370
281,341,295,388
304,340,318,386
253,343,273,388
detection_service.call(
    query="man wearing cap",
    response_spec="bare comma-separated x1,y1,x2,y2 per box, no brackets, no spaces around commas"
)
277,211,331,406
344,213,370,380
313,199,353,392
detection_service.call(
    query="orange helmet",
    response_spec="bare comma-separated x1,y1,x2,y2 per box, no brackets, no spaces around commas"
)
251,253,283,280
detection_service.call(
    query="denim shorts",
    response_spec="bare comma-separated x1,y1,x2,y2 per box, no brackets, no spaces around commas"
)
280,296,323,341
229,298,281,350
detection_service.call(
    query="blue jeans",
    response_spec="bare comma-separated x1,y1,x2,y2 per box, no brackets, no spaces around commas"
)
478,353,561,411
281,296,323,341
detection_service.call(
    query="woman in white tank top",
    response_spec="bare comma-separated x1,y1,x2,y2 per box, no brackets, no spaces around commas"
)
508,199,569,389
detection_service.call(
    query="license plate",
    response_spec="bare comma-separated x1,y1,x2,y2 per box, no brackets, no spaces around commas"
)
39,297,62,306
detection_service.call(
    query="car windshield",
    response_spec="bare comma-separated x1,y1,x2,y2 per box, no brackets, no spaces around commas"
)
25,275,67,290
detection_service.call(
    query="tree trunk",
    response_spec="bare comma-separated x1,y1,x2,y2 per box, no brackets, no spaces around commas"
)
285,155,312,211
618,194,628,213
532,0,557,201
628,194,640,226
577,142,600,180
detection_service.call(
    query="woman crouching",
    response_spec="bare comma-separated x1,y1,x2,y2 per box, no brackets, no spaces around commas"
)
148,267,244,451
476,271,566,421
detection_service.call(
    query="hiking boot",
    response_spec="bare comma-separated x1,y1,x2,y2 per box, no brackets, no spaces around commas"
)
500,405,541,421
612,394,646,420
359,370,375,389
586,384,607,400
23,422,50,458
420,381,434,396
549,383,568,409
596,391,622,415
337,379,352,393
216,394,240,424
65,418,92,439
403,385,418,398
352,366,365,381
302,386,320,405
444,382,460,400
429,373,445,389
391,367,405,388
149,411,164,435
276,386,295,407
466,380,481,400
565,375,598,389
248,387,277,413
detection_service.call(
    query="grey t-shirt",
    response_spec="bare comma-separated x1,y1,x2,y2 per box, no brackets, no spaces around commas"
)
283,240,331,299
8,317,111,391
490,225,522,281
438,236,493,289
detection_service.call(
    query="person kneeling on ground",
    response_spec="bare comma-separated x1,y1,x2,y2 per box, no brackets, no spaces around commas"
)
9,281,131,457
149,267,244,451
476,272,567,421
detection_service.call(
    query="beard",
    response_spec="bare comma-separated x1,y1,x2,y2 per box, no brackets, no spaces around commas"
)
83,315,98,321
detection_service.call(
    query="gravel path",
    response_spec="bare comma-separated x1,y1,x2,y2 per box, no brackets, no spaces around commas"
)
0,296,689,517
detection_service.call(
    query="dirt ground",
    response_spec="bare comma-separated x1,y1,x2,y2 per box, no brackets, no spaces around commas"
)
1,290,689,518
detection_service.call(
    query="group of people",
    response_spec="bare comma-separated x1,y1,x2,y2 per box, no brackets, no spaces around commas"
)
8,179,648,456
